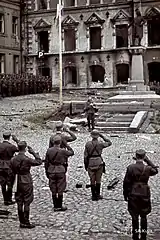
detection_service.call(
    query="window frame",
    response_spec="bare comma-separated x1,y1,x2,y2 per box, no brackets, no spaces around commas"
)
13,55,19,74
0,54,5,74
12,16,18,35
0,13,5,34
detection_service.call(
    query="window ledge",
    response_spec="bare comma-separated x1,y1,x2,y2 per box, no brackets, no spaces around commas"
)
0,33,7,37
147,45,160,49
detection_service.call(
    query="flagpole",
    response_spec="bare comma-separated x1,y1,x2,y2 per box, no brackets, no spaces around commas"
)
59,0,63,106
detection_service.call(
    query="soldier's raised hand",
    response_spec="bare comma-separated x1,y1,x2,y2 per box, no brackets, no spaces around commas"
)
28,146,35,154
12,134,18,142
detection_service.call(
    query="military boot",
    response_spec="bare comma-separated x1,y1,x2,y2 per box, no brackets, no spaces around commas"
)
6,187,15,205
55,195,67,212
96,183,103,200
21,210,35,228
52,195,59,211
18,210,25,228
91,185,98,201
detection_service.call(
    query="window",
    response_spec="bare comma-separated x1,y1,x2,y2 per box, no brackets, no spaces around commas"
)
116,24,128,48
12,16,18,35
65,0,75,7
38,31,49,52
39,0,47,9
14,55,19,74
90,27,101,49
64,29,76,51
0,14,4,33
0,54,5,74
148,16,160,46
90,0,100,4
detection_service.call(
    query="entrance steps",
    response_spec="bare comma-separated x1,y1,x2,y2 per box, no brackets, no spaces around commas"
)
95,113,135,133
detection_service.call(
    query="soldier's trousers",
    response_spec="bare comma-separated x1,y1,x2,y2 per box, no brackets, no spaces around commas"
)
49,172,66,195
131,213,147,240
87,114,95,130
0,170,15,202
88,165,103,185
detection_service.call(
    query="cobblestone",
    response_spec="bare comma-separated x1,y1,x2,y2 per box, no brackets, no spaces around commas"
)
0,94,160,239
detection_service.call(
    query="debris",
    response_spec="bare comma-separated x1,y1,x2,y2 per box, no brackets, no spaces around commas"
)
107,177,119,190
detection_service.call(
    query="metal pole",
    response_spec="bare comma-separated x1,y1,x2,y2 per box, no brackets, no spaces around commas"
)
59,0,63,106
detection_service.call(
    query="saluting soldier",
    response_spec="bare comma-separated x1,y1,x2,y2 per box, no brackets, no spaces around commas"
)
45,135,74,211
123,149,158,240
84,97,98,131
84,130,112,201
0,132,19,205
10,141,42,228
49,122,76,173
49,122,77,149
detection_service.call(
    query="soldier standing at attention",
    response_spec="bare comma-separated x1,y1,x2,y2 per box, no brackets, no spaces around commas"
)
0,132,19,205
123,149,158,240
84,97,98,131
45,136,74,211
84,130,112,201
10,141,42,228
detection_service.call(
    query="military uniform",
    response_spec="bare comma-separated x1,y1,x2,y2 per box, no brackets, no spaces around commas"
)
84,98,97,131
84,130,112,201
45,136,74,211
123,149,158,240
10,142,42,228
0,133,18,205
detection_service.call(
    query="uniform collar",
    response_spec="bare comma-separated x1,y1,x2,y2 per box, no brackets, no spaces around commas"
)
136,160,144,164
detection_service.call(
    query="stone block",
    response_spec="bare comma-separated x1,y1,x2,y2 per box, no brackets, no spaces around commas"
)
129,111,148,133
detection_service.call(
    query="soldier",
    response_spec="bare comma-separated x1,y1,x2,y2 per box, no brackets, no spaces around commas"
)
45,135,74,211
84,97,98,131
49,122,77,149
84,130,112,201
0,132,19,205
10,141,42,228
123,149,158,240
49,122,76,173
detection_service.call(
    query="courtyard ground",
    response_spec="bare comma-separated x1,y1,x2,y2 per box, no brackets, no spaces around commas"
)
0,93,160,240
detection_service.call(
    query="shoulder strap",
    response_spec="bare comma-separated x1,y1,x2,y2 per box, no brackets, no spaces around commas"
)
51,151,59,163
138,165,146,181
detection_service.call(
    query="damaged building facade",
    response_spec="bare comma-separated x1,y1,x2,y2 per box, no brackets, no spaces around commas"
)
24,0,160,88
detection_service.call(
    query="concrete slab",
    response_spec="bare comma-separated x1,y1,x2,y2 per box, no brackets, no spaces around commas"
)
129,111,148,133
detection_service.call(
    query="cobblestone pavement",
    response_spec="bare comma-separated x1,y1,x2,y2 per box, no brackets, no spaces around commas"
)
0,95,160,240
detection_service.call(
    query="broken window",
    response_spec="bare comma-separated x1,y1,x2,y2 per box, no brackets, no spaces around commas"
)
116,24,128,48
90,27,101,49
39,0,47,9
116,64,129,84
0,14,5,33
90,65,105,83
64,66,77,85
148,16,160,46
64,29,76,51
64,0,75,7
90,0,100,4
38,31,49,52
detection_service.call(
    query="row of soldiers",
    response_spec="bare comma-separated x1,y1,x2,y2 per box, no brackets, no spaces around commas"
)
0,74,52,98
0,123,159,240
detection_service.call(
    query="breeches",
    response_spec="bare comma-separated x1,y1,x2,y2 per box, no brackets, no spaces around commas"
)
88,166,103,184
49,173,66,195
15,183,33,207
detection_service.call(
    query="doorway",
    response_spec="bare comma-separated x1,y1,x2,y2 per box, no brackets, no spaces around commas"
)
116,64,129,84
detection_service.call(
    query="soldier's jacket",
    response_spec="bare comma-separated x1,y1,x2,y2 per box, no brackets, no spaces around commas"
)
10,152,42,185
123,160,158,200
49,132,75,149
0,141,18,170
45,146,74,174
84,102,97,115
84,140,111,169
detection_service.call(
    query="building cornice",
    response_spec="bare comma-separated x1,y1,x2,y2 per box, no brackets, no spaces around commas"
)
0,45,20,52
25,3,131,17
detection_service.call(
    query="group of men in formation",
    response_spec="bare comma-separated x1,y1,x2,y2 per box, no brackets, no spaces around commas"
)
0,98,159,240
0,74,52,98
